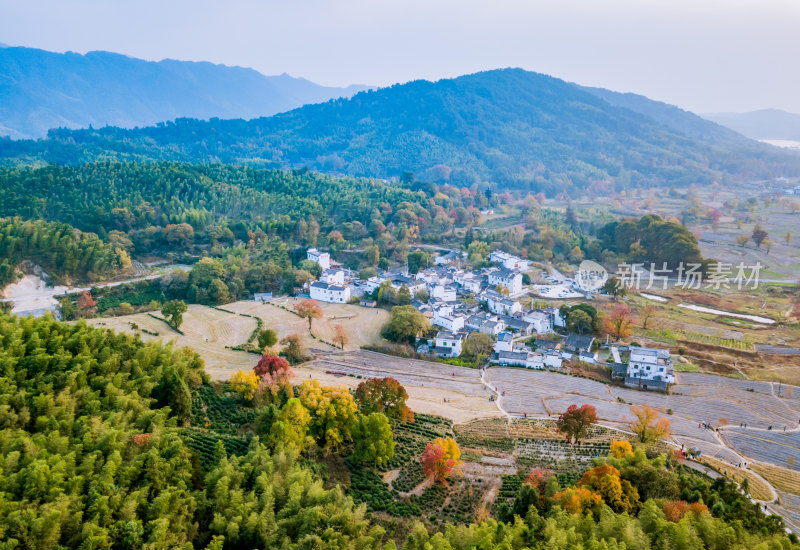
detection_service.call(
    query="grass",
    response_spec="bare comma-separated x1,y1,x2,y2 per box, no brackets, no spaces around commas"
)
750,463,800,496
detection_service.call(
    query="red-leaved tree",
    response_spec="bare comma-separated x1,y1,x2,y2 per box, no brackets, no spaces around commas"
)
294,298,323,332
557,404,598,443
355,377,414,422
420,437,463,485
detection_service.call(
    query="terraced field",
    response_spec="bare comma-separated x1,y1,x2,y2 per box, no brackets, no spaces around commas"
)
723,428,800,471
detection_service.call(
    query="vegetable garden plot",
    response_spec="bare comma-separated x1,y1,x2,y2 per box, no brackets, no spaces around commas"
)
773,492,800,534
675,373,775,397
724,429,800,471
750,463,800,495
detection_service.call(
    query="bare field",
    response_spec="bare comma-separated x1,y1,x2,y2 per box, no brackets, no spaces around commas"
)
299,350,501,423
86,304,260,379
225,298,390,351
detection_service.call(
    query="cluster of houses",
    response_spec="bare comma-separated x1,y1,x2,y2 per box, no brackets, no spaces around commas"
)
302,247,676,391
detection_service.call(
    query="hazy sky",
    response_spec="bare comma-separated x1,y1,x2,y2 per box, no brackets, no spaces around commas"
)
2,0,798,114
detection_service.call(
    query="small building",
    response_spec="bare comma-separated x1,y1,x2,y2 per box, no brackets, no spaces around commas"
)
487,294,522,316
563,333,595,355
322,269,346,286
543,350,563,369
493,350,531,367
433,312,466,332
435,331,464,358
625,346,675,390
534,339,560,352
489,250,532,271
494,332,514,353
307,248,331,270
430,284,457,302
488,268,523,295
359,298,377,308
310,281,350,303
523,311,552,334
501,316,535,337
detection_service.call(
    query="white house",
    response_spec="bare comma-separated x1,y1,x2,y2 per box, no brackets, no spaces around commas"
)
435,250,462,266
523,311,552,334
307,248,331,270
322,269,345,286
433,312,465,332
489,251,532,271
488,268,523,295
454,271,483,294
430,284,457,302
494,332,514,353
435,331,464,358
310,281,350,303
543,350,563,369
487,294,522,316
626,346,675,386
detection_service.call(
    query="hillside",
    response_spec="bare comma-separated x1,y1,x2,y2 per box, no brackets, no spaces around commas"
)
2,68,800,192
703,109,800,141
0,45,368,139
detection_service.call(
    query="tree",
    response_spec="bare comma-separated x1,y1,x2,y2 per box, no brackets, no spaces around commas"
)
752,225,768,248
578,464,640,514
420,437,463,485
630,404,671,443
604,304,634,341
639,304,657,330
280,333,310,364
552,486,602,514
557,404,598,443
297,380,358,451
603,277,628,300
381,305,430,344
566,309,593,335
495,284,509,296
332,324,349,349
294,298,323,332
268,397,312,452
161,299,187,330
352,412,395,466
257,328,278,350
230,370,259,401
461,332,494,364
407,250,430,274
736,235,750,247
253,354,291,379
355,377,414,422
610,439,634,459
77,290,97,310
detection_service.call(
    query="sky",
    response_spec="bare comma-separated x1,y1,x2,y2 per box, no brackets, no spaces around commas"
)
1,0,799,114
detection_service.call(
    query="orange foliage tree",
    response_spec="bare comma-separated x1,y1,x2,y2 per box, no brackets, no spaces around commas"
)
76,290,96,310
557,404,598,443
294,298,323,332
604,304,634,341
420,437,463,485
630,404,671,443
355,377,414,422
332,324,349,349
552,486,602,514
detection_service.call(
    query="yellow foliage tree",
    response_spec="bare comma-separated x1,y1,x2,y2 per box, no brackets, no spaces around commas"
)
230,370,259,401
297,379,358,451
610,439,634,459
630,404,671,443
578,464,640,514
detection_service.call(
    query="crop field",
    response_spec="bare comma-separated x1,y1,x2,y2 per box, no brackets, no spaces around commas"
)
722,428,800,471
773,492,800,534
699,455,774,501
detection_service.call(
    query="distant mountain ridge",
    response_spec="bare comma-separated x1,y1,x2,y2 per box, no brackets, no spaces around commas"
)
703,109,800,141
2,67,799,193
0,45,369,138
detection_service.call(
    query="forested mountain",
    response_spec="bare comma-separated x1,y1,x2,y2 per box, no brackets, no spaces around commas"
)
0,45,368,139
703,109,800,141
3,69,799,193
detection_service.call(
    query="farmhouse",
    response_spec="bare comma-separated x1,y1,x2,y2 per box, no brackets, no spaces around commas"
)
494,331,514,353
487,268,523,295
625,346,675,390
486,294,522,316
307,248,331,270
434,331,464,358
489,250,532,271
309,281,350,303
523,310,552,334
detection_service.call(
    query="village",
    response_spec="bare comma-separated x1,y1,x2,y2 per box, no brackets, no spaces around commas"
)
299,246,676,392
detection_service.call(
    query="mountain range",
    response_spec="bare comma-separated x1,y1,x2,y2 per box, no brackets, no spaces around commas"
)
0,45,368,139
703,109,800,142
2,47,799,192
